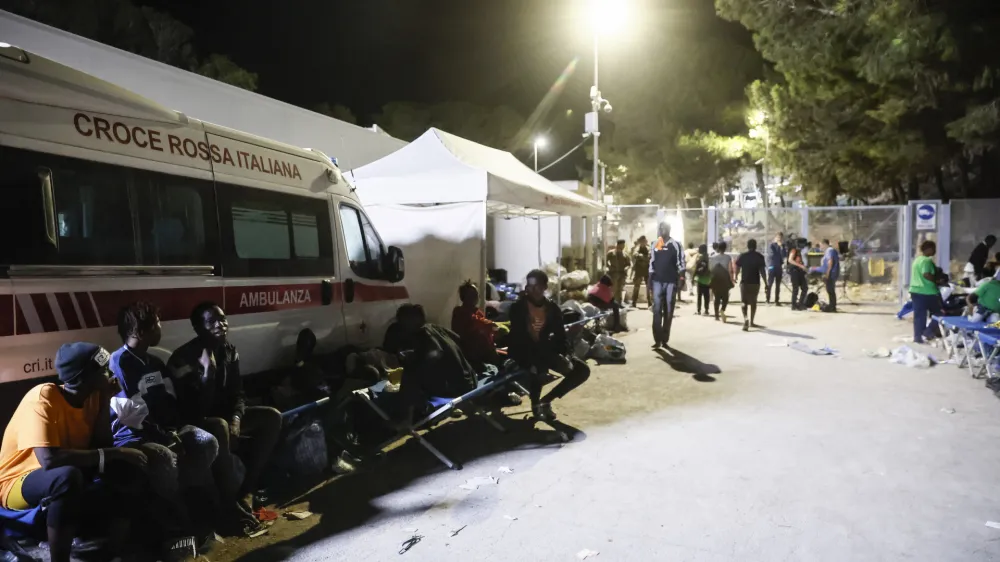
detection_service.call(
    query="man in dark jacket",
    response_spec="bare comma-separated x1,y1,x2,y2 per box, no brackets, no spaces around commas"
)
765,233,785,305
968,235,997,280
168,302,281,536
508,270,591,421
649,222,685,349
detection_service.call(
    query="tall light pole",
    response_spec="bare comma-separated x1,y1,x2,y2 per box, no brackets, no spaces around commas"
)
533,136,547,172
586,0,625,275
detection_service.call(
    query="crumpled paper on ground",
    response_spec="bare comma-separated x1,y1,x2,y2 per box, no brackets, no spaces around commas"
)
576,549,600,559
459,476,498,490
864,348,891,358
109,396,149,429
788,341,838,356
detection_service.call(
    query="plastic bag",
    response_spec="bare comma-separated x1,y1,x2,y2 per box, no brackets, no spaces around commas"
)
581,303,600,318
544,262,567,278
561,270,591,290
889,346,933,369
109,396,149,429
589,334,626,362
281,421,328,478
572,338,591,360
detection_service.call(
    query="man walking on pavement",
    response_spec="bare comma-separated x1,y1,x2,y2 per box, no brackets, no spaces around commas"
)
630,236,651,307
606,239,631,304
736,239,768,332
766,232,786,305
649,223,685,349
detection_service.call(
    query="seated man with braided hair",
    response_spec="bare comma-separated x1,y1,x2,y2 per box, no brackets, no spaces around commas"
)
110,302,220,552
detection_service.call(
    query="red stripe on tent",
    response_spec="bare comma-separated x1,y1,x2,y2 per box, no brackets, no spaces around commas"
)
0,296,12,337
30,294,59,333
54,293,81,331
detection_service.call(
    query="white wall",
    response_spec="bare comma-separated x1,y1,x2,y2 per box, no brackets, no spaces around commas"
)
491,216,580,285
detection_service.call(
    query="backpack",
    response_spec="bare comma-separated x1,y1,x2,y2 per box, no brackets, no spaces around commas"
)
695,257,709,277
805,292,819,309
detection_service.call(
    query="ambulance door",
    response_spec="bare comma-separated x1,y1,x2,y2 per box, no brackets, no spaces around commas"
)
333,199,406,349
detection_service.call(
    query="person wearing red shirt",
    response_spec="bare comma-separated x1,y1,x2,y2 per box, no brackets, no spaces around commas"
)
451,281,500,369
587,275,625,332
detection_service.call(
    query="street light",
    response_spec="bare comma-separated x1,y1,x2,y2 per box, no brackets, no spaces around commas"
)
533,136,548,172
585,0,627,274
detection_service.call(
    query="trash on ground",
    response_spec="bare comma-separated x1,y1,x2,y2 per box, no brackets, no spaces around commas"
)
864,348,891,358
285,511,312,520
212,533,226,545
789,341,837,356
889,346,935,369
766,340,789,348
449,525,467,537
498,466,514,474
404,527,418,533
986,521,1000,530
459,476,498,490
399,535,423,555
576,549,600,559
246,527,268,539
892,334,914,343
503,515,518,521
941,408,956,414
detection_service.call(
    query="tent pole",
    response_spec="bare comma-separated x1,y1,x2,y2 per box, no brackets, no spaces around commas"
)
557,216,563,305
537,218,542,270
481,201,488,310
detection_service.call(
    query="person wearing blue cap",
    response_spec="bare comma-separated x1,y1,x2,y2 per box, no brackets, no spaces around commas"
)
0,342,148,562
168,302,281,537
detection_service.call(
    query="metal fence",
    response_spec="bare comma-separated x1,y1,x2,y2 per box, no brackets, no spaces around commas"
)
948,199,1000,278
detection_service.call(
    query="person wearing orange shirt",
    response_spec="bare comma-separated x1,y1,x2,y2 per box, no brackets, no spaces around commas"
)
0,343,148,562
451,280,500,369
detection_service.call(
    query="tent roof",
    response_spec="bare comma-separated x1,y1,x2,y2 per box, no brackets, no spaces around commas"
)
351,128,605,217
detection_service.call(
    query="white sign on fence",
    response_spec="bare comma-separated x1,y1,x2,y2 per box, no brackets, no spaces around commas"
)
915,203,937,231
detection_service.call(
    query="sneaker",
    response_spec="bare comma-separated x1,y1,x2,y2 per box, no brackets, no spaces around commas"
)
743,320,750,332
162,536,197,562
651,341,662,350
532,403,556,422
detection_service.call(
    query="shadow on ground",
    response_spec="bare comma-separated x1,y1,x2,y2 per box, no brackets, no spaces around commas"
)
234,414,581,562
655,347,722,382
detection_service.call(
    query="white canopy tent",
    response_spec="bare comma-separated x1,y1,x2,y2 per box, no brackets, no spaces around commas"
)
352,128,605,323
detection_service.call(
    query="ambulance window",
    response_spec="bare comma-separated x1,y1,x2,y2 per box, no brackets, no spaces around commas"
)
133,172,218,266
218,183,333,277
339,205,384,279
0,147,135,267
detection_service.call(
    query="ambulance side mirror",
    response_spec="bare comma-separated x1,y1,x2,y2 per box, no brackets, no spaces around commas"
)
385,246,405,283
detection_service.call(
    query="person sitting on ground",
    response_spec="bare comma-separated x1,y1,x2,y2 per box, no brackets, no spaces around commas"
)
967,276,1000,324
167,302,282,537
383,303,423,355
508,269,591,422
451,281,505,369
695,244,712,316
0,343,148,562
396,305,479,406
111,302,220,554
587,275,626,332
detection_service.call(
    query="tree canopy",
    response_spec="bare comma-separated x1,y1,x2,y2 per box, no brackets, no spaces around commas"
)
716,0,1000,202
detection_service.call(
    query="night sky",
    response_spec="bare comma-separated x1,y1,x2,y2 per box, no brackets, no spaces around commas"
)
136,0,752,125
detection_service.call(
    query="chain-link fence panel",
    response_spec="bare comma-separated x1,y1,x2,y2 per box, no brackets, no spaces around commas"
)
807,207,902,304
717,208,770,253
949,199,1000,278
680,208,710,250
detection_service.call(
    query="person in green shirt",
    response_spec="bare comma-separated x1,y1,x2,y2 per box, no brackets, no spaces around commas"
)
968,278,1000,323
909,240,942,343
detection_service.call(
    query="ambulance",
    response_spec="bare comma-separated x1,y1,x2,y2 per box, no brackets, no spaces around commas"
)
0,44,409,414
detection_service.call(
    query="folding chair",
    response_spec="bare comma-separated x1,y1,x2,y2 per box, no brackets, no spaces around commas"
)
353,368,529,470
973,330,1000,380
935,316,991,371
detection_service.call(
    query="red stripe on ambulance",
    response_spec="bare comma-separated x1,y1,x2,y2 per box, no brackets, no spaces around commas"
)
0,296,12,337
4,282,407,336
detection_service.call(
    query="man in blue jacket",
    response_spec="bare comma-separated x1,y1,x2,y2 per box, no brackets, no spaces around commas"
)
811,239,841,312
649,223,685,349
765,233,785,306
